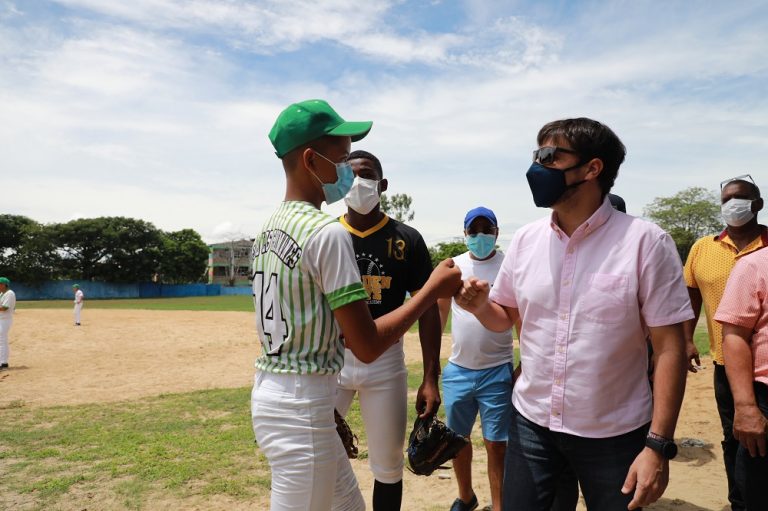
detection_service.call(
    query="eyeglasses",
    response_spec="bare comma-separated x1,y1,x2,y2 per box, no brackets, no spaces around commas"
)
720,174,755,189
532,146,579,165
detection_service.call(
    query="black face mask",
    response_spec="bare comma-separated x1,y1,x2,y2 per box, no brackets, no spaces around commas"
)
525,161,587,208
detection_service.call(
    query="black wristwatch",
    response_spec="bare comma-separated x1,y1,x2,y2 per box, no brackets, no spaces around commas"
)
645,432,677,459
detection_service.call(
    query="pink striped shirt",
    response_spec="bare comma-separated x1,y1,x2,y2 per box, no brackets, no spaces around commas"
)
489,198,693,438
714,248,768,385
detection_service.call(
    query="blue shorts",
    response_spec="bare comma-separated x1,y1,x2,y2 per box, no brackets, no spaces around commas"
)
442,361,514,442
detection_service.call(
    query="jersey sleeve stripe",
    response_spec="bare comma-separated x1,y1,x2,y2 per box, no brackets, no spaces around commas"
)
326,282,368,310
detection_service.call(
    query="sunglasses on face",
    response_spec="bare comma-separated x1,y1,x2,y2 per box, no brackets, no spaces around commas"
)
720,174,755,189
532,146,579,165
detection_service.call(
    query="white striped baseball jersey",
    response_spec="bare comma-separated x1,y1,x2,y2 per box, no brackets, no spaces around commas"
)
252,201,368,374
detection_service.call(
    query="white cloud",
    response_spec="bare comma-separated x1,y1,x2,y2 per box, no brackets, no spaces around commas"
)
2,0,766,247
50,0,560,69
0,0,21,19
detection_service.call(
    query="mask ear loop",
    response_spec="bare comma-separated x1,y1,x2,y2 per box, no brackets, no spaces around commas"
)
306,149,336,187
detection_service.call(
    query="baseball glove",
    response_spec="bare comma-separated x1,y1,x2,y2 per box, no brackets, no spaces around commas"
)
334,409,359,459
406,415,469,476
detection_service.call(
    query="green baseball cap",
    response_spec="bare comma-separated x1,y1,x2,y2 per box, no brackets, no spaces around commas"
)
72,284,80,288
268,99,372,158
0,277,9,286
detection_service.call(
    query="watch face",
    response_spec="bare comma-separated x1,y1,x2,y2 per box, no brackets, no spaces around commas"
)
662,442,678,459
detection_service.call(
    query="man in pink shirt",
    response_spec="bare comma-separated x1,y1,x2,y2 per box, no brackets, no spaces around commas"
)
715,245,768,509
456,118,692,510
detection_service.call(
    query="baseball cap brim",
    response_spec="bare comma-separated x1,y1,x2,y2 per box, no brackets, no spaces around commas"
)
327,121,372,142
464,207,498,230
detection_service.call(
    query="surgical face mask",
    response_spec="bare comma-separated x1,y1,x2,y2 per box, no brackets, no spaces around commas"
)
465,233,497,259
721,198,755,227
344,176,380,214
310,152,354,204
525,162,587,208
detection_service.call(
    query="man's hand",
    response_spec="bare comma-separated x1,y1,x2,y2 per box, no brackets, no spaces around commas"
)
621,447,669,510
685,340,701,373
424,259,463,299
455,277,490,314
416,377,441,418
734,403,768,457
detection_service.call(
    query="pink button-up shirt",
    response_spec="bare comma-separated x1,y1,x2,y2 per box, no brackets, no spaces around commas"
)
714,247,768,386
489,198,693,438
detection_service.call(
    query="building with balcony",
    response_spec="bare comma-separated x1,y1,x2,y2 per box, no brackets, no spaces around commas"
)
207,239,253,286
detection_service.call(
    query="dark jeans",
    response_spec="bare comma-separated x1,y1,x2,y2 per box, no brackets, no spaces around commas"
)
734,381,768,510
714,363,746,510
551,466,579,511
503,405,648,511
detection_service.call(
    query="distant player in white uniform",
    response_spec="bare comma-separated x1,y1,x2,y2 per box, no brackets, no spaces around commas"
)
0,277,17,371
336,150,442,511
438,207,514,511
73,284,84,326
251,99,462,511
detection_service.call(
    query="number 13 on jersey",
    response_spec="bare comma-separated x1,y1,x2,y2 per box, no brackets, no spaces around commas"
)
253,271,289,355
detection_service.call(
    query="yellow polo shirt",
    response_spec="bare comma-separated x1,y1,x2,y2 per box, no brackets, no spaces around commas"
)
683,226,768,364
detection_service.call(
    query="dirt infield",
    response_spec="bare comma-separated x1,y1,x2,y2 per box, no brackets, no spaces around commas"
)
2,309,729,510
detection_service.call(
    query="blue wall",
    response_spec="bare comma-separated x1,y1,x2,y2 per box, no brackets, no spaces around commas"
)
220,286,252,296
13,280,250,300
13,280,139,300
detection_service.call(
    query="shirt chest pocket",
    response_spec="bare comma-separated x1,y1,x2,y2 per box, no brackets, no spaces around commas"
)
579,273,632,324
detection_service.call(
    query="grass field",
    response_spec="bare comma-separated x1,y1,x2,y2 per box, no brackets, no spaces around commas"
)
17,296,706,355
4,297,712,509
0,387,270,509
17,295,255,312
0,360,432,510
18,296,448,332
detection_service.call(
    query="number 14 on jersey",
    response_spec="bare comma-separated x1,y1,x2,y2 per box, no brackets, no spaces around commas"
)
253,271,289,355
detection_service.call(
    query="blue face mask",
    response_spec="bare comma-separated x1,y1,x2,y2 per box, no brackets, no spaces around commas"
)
465,233,497,259
311,152,354,204
525,162,586,208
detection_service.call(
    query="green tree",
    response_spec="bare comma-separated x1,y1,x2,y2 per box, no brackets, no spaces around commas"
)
159,229,210,284
428,240,467,268
51,217,164,282
643,186,722,261
0,214,37,252
380,193,415,222
0,215,60,283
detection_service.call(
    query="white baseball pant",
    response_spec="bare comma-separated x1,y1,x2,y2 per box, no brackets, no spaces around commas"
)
74,303,83,324
252,371,365,511
336,339,408,484
0,318,11,364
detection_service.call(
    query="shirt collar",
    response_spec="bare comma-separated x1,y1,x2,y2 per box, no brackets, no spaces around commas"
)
549,196,615,240
715,225,768,244
339,213,390,238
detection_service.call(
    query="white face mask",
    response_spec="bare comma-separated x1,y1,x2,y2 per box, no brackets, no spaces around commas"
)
344,176,380,214
721,198,755,227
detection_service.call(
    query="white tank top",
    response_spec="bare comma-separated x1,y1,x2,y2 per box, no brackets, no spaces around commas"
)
449,251,513,370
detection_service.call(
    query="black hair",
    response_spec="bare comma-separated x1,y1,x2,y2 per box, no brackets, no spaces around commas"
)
723,179,761,199
537,118,626,197
348,150,383,178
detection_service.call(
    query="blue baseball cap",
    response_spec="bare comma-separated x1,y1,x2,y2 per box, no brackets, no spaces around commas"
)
608,193,626,213
464,207,498,230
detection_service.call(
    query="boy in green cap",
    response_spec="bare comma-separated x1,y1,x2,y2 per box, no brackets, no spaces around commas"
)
251,99,461,510
0,277,16,370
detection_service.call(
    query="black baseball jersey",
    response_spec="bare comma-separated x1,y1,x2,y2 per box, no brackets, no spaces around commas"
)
339,214,433,319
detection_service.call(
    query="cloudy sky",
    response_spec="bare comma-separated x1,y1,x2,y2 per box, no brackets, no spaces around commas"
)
3,0,767,246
